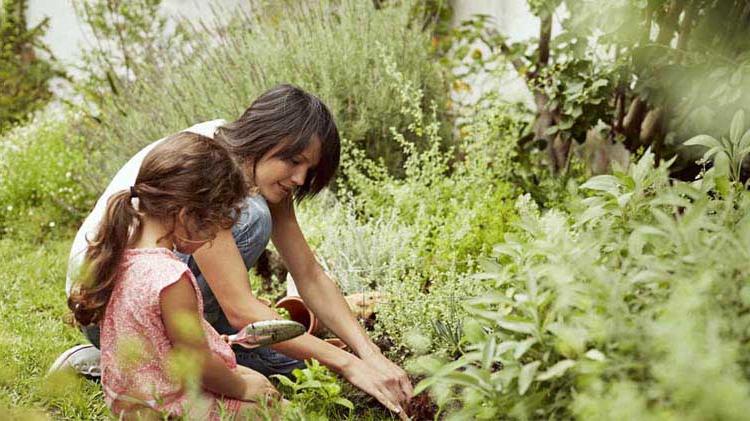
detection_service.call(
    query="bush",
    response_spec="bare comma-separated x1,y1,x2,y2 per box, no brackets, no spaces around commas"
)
74,0,448,194
413,145,750,419
0,112,95,241
296,50,521,356
0,0,58,133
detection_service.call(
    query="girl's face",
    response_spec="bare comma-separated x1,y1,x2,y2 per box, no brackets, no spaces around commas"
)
252,136,322,204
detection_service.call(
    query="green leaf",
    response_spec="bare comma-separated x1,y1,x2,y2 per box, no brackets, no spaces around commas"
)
414,377,437,396
684,134,721,150
739,130,750,155
536,360,576,381
730,110,745,143
481,336,497,370
584,349,606,362
469,292,514,306
518,361,540,395
513,338,537,360
581,175,622,196
333,397,354,410
444,371,486,391
497,318,537,335
271,374,296,388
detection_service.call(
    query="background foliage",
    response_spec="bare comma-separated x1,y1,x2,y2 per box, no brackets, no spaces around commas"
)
0,0,58,134
2,0,749,419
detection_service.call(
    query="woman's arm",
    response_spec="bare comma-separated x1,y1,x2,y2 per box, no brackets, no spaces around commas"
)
189,229,363,372
160,275,276,401
268,199,378,358
269,198,413,415
191,202,411,415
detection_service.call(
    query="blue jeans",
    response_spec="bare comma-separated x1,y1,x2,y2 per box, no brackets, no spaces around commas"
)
84,195,305,378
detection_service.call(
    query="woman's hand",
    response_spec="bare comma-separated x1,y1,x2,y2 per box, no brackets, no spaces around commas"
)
236,366,280,402
362,351,413,406
341,355,412,420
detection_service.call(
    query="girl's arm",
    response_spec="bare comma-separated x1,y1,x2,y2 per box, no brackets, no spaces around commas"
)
160,274,276,401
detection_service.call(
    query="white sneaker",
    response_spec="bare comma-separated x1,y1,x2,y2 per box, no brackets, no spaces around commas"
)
48,344,101,378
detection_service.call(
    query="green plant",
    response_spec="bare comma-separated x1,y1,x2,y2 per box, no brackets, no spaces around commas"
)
0,0,58,133
684,109,750,191
450,0,750,176
413,147,750,419
73,0,447,195
0,112,95,240
272,359,353,419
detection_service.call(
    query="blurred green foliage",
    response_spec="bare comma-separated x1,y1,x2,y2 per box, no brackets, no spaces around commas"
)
0,0,58,134
414,139,750,418
0,115,96,242
71,0,448,195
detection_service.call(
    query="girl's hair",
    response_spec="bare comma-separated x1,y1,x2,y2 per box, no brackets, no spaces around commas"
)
215,84,340,202
68,133,248,326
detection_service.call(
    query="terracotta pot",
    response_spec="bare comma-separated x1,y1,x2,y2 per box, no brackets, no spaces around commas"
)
324,337,348,350
344,291,386,320
275,295,321,335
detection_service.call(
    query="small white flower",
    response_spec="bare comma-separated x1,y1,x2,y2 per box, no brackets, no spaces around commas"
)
49,221,56,228
6,205,12,211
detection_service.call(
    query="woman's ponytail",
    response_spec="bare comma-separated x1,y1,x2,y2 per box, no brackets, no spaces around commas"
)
68,189,142,326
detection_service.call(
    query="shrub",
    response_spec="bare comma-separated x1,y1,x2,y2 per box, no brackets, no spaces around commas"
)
0,112,95,241
0,0,58,133
413,146,750,419
296,50,521,356
74,0,448,194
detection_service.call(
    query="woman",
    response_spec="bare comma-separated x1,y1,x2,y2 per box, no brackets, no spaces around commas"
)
59,84,412,417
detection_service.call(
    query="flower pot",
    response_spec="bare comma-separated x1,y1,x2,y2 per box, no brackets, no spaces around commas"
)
275,295,321,335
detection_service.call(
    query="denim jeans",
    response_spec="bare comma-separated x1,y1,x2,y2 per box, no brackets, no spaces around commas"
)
83,194,305,377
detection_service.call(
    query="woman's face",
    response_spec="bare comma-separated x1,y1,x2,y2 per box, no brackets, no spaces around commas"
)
252,136,322,204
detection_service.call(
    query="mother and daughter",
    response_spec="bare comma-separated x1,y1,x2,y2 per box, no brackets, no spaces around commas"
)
60,84,412,419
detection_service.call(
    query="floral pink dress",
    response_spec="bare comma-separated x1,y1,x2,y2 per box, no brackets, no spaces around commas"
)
100,248,243,419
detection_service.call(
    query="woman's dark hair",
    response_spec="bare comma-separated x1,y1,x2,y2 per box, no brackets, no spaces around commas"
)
68,133,248,326
215,84,341,202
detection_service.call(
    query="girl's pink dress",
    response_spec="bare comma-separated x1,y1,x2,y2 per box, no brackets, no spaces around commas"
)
100,248,244,419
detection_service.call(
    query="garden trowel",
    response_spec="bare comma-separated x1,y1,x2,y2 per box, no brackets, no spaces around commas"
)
226,319,306,349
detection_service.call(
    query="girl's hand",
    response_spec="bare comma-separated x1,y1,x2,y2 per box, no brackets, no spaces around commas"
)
341,357,411,420
236,366,280,402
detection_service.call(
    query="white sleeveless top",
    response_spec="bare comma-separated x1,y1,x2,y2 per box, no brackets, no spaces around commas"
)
65,119,227,295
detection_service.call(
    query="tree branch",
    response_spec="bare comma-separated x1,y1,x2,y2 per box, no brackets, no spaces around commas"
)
655,0,684,45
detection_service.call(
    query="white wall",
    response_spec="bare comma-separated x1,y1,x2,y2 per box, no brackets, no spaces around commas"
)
27,0,243,72
449,0,565,106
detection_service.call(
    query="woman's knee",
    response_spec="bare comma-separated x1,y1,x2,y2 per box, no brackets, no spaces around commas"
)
232,195,272,268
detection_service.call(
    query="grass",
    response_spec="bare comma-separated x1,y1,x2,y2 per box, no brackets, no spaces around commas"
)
0,233,107,420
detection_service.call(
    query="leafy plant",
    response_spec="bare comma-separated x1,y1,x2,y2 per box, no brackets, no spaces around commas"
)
272,359,353,419
684,109,750,189
413,147,750,419
0,112,95,240
0,0,59,133
73,0,447,194
449,0,750,176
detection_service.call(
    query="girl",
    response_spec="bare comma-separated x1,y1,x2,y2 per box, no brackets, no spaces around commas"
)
65,84,412,418
68,133,277,419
